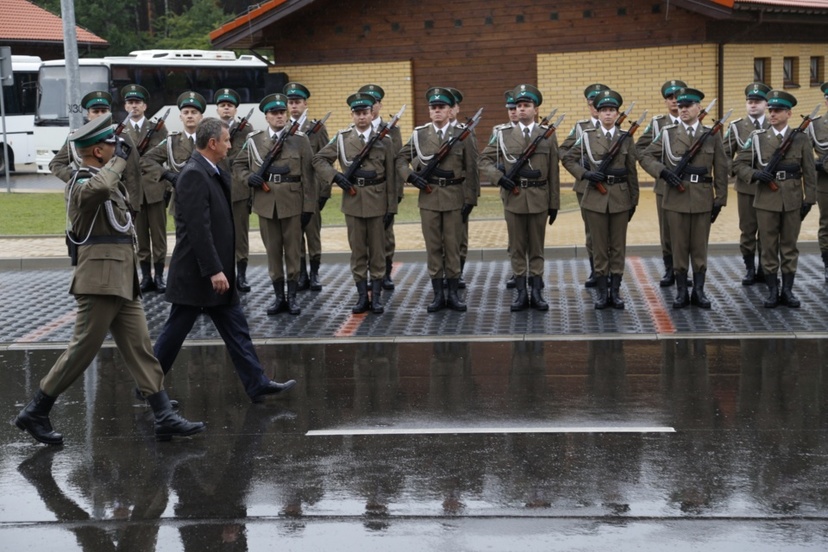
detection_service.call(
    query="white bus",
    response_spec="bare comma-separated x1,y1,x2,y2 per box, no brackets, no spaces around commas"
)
35,49,287,173
1,55,41,173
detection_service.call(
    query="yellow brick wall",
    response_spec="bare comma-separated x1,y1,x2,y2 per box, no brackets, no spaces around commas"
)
269,61,414,139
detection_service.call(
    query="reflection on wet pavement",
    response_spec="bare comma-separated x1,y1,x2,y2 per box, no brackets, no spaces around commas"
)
2,339,827,550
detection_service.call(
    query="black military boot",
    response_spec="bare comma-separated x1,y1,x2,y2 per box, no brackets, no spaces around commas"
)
506,274,516,289
780,272,801,308
763,274,779,308
511,276,529,312
382,257,395,290
584,256,597,288
822,252,828,284
352,281,370,314
266,279,289,315
139,262,155,293
673,270,690,309
529,275,549,311
146,390,205,442
371,279,385,314
755,264,766,284
446,278,467,312
659,255,675,287
236,261,251,293
297,257,310,291
153,262,167,293
427,278,446,312
458,257,467,289
593,275,608,310
286,280,301,315
690,271,711,309
309,259,322,291
610,274,625,310
13,389,64,445
741,255,756,286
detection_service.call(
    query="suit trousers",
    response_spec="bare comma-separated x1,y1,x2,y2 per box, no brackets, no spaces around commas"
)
40,294,164,397
757,208,802,275
737,190,760,257
384,219,396,260
153,303,271,398
136,199,167,264
346,214,385,282
233,199,251,263
655,190,672,258
420,208,462,279
505,210,547,277
584,210,628,276
576,191,593,256
665,210,711,273
300,209,322,262
259,214,301,282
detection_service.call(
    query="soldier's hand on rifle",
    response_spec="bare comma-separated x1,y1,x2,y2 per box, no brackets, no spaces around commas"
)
318,196,329,211
163,171,178,186
583,171,606,183
753,170,774,184
498,175,516,192
461,203,474,223
407,172,428,191
548,208,558,226
660,169,682,188
710,200,724,223
383,213,395,229
800,202,813,221
114,136,131,161
248,173,265,189
628,206,636,222
301,212,313,228
333,173,353,191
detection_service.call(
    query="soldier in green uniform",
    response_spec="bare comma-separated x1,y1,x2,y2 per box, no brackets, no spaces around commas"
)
636,79,687,287
140,91,206,292
499,90,519,290
559,83,609,288
446,87,473,289
640,87,728,309
313,92,397,314
479,84,559,312
13,115,204,445
284,82,329,292
122,85,169,294
733,90,817,308
808,81,828,282
563,89,639,310
359,83,403,291
396,87,479,312
233,93,316,316
214,88,256,292
724,82,771,286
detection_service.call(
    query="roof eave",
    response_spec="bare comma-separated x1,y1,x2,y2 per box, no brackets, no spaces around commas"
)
210,0,318,50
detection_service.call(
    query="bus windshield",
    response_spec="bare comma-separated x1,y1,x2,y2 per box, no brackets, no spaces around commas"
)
37,64,109,123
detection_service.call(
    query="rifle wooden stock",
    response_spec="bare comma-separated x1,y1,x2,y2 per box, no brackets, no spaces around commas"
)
416,123,477,194
764,115,818,192
137,119,165,155
507,123,561,196
672,118,727,193
256,119,304,193
593,120,645,195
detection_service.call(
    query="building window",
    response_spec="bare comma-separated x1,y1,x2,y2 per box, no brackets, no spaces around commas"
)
783,57,799,88
754,58,769,83
811,56,824,86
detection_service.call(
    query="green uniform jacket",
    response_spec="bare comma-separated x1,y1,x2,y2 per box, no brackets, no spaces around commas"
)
563,128,639,214
479,123,560,214
140,132,194,202
312,127,397,218
724,117,771,194
232,130,317,220
66,156,140,300
635,114,676,195
640,123,729,213
219,119,255,203
733,128,817,212
396,123,479,211
124,119,168,204
808,115,828,193
559,118,597,194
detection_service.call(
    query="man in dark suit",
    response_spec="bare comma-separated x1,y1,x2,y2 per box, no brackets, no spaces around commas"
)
152,118,297,403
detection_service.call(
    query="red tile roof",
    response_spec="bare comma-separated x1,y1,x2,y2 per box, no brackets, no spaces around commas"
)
0,0,108,46
736,0,828,8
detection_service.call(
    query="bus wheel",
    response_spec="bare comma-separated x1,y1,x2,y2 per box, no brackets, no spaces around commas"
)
0,144,11,173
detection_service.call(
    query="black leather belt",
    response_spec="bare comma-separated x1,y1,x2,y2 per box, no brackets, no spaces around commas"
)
603,175,627,185
354,177,386,187
774,170,802,181
518,179,547,188
267,174,302,183
80,235,133,245
427,176,465,186
681,174,713,184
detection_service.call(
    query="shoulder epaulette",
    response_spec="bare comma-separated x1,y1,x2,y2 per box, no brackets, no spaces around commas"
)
294,130,305,137
414,123,430,130
729,117,743,125
652,114,666,120
583,128,597,133
576,119,590,124
494,123,512,131
339,127,354,134
456,122,467,129
753,128,768,135
662,123,679,130
168,131,181,136
248,129,264,137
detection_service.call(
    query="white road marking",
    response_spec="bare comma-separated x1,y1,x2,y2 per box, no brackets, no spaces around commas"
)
306,426,676,436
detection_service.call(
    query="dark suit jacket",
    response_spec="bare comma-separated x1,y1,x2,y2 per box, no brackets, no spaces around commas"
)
165,151,238,307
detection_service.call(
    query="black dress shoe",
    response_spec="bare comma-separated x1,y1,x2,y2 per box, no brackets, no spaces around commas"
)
251,380,297,403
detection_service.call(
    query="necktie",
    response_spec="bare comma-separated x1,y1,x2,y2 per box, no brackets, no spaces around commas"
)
437,129,443,141
360,133,366,145
777,133,784,143
134,124,140,133
189,135,195,147
754,119,760,130
605,131,612,141
687,127,694,139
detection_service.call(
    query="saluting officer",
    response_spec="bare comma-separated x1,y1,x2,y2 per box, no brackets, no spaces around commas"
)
214,88,256,293
636,79,687,288
479,84,559,312
640,87,728,309
313,92,397,314
359,83,403,291
396,87,479,312
733,90,817,308
724,82,771,286
233,93,316,316
122,84,169,294
563,89,639,310
559,83,609,289
808,81,828,282
284,82,329,292
140,91,206,292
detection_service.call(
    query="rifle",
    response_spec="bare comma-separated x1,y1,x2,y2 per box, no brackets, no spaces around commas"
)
593,110,648,195
760,104,821,192
414,107,483,194
504,110,565,196
613,102,635,128
305,111,332,137
671,108,732,193
539,108,557,128
114,117,128,136
137,108,171,155
341,105,406,197
229,108,255,142
256,109,308,193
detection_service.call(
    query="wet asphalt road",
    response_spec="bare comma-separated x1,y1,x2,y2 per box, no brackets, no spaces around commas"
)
2,339,827,550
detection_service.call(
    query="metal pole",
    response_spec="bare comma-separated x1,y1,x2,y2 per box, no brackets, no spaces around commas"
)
60,0,83,131
0,47,11,192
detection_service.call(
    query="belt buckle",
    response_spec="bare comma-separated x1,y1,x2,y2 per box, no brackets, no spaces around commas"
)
606,175,616,184
519,178,529,188
689,174,699,184
437,177,447,187
356,177,366,187
775,171,787,181
269,174,282,183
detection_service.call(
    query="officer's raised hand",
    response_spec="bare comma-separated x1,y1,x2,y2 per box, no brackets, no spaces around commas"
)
248,173,265,188
660,169,682,188
114,136,131,161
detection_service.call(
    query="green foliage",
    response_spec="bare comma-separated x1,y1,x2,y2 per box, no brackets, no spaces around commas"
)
153,0,228,50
